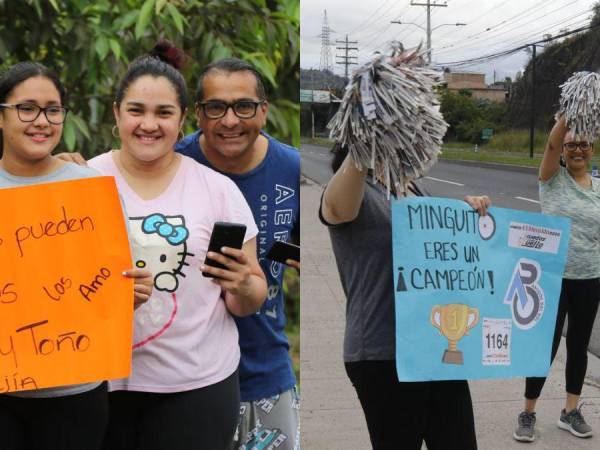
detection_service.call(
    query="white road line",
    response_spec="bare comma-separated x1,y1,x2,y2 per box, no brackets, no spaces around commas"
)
424,176,465,186
515,196,540,204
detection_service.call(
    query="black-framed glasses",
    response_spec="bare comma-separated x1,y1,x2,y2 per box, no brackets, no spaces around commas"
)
197,100,265,119
563,141,593,152
0,103,69,124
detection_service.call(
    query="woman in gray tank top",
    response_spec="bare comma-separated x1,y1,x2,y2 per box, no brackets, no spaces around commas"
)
319,143,490,450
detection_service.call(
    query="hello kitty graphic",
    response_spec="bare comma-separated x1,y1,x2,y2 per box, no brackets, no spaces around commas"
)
129,213,194,349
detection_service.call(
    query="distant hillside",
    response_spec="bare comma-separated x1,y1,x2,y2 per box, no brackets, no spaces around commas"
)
299,69,347,97
508,3,600,130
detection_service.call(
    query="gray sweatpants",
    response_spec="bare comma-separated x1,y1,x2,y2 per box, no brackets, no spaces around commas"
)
231,387,300,450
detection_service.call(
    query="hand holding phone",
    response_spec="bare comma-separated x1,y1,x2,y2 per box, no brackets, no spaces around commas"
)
202,222,247,278
267,241,300,265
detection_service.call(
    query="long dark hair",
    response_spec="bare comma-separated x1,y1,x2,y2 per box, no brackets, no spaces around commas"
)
0,62,66,157
115,39,188,112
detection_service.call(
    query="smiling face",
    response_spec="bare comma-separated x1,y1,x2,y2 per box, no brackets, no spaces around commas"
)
562,131,594,172
195,71,268,170
114,75,185,163
0,76,63,163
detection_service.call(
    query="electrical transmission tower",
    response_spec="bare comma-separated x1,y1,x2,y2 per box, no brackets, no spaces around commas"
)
319,10,334,73
336,35,358,81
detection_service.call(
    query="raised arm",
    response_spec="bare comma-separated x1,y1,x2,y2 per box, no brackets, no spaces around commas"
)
539,116,568,182
321,153,368,225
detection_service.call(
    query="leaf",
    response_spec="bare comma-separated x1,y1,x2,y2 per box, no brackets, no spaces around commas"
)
95,35,109,60
63,118,77,151
48,0,59,12
70,114,91,141
109,38,121,61
166,2,185,34
135,0,156,41
118,10,139,30
156,0,168,14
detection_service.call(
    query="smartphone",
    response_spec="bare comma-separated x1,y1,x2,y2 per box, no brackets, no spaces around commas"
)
267,240,300,264
202,222,247,278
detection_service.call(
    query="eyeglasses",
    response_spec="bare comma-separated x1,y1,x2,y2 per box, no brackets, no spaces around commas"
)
197,100,265,119
0,103,68,125
563,141,593,152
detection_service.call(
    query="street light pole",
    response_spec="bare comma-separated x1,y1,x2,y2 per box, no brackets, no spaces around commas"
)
391,20,465,63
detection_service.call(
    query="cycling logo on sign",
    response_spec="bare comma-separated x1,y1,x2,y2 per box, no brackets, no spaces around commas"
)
503,258,545,330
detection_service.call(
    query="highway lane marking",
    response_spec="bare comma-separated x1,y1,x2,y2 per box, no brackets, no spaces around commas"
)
425,176,465,186
515,196,540,204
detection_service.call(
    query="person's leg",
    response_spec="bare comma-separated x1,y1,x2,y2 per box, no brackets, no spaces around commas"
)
424,380,477,450
563,278,600,408
555,278,600,438
0,395,27,450
101,390,143,450
523,279,570,407
137,368,240,450
345,360,428,450
27,383,109,450
231,387,300,450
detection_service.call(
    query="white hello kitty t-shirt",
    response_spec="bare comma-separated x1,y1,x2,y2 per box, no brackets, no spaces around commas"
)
89,152,258,393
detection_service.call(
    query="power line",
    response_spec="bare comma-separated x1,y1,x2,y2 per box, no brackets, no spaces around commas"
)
434,0,580,56
336,35,359,80
437,21,600,67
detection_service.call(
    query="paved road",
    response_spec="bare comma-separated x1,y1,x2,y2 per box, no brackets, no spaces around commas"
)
300,143,600,358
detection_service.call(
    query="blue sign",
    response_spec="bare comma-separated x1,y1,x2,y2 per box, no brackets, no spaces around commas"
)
392,197,571,381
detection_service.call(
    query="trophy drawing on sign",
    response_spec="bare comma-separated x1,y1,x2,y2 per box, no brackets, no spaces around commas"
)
431,304,479,365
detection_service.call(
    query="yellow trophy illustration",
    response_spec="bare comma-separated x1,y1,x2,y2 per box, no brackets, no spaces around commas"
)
431,303,479,365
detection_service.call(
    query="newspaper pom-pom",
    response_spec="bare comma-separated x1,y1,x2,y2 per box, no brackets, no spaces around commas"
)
327,42,448,195
556,71,600,140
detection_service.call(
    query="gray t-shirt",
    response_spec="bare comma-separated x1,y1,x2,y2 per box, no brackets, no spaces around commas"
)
0,161,103,398
540,166,600,279
320,179,419,362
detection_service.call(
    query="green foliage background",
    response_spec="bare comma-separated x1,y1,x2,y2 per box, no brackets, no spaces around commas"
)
0,0,299,157
439,88,508,144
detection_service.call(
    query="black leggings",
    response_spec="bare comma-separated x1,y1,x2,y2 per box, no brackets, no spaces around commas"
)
0,382,108,450
101,368,239,450
345,360,477,450
526,278,600,399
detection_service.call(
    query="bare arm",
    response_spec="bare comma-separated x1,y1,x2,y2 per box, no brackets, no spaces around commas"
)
539,116,568,181
201,237,267,317
55,152,88,166
321,153,368,225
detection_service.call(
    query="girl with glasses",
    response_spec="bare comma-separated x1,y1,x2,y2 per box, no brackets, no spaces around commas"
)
0,62,153,450
513,116,598,442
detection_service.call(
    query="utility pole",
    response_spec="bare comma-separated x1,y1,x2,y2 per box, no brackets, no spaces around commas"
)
336,35,358,81
529,44,537,159
410,0,448,64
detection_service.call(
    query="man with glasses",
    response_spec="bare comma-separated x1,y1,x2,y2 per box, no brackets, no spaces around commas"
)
176,58,300,450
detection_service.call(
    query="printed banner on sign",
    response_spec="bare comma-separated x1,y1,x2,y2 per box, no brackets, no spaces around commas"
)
0,177,133,393
392,197,570,381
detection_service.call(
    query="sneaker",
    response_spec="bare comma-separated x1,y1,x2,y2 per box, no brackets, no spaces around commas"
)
557,406,593,438
514,411,536,442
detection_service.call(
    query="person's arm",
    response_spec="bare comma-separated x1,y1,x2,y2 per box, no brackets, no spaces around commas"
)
200,237,267,317
55,152,88,166
539,116,568,182
321,153,368,225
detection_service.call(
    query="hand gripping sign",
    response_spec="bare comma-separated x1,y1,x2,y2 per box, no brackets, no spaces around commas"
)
392,197,570,381
0,177,133,393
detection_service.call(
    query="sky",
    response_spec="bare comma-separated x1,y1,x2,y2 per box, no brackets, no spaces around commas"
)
301,0,599,83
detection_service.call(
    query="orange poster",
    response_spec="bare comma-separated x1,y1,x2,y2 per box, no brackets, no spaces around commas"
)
0,176,133,393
